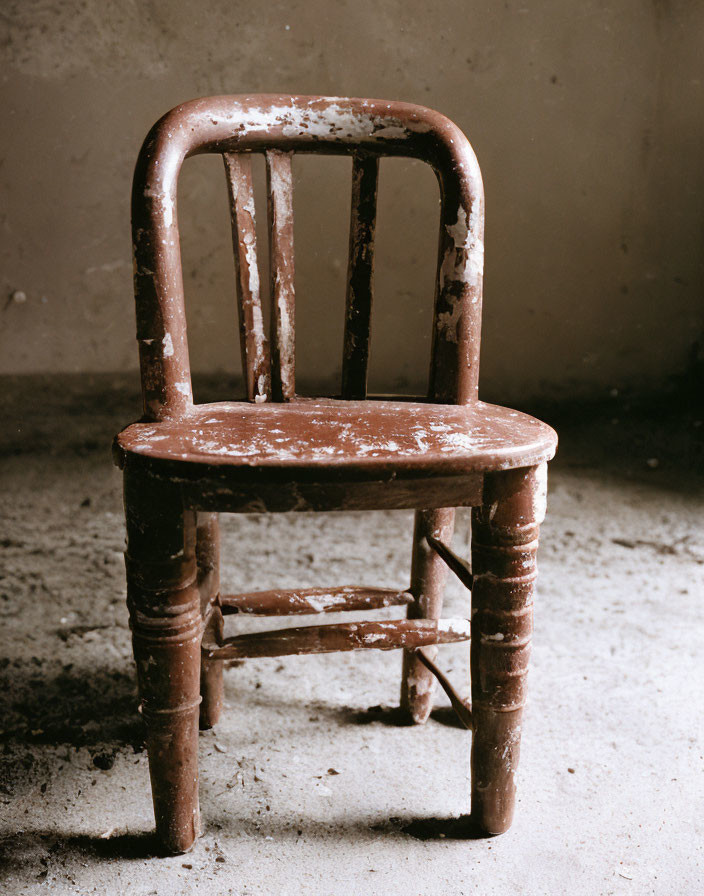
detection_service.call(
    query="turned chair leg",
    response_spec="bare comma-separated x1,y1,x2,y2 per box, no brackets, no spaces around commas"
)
400,507,456,723
197,512,224,730
470,463,547,834
124,470,202,854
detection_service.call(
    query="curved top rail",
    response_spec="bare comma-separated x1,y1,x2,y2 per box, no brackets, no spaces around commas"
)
131,95,484,420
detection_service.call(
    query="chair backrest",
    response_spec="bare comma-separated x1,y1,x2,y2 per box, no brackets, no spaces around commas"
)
131,95,484,421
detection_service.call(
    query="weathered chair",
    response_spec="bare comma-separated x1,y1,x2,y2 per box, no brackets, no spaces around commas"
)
113,95,557,854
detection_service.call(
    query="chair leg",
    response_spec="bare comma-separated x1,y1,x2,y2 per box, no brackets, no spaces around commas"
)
470,463,547,834
197,512,224,730
400,507,455,723
123,469,202,854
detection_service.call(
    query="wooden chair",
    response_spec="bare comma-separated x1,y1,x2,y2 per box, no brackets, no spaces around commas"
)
113,95,557,854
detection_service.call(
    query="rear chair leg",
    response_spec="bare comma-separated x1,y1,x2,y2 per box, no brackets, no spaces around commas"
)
470,463,547,834
124,470,202,854
197,513,223,730
400,507,455,723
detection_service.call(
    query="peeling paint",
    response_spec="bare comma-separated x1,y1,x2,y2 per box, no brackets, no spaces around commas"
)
532,462,548,524
119,398,556,471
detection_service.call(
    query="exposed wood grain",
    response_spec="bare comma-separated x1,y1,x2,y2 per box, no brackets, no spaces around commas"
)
342,153,379,399
266,150,296,401
223,153,270,402
219,586,412,616
203,617,471,660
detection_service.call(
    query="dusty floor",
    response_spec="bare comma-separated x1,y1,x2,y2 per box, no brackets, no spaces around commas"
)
0,394,702,895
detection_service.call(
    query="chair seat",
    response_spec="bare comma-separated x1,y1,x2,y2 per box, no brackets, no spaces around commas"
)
114,398,557,482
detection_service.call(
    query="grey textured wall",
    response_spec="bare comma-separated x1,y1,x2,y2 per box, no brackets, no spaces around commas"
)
1,1,702,403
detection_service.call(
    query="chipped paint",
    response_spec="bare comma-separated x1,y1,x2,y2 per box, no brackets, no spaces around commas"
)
223,100,429,142
143,186,175,228
438,617,471,638
118,398,556,471
440,203,484,292
532,462,548,524
242,232,260,303
131,95,490,420
121,94,554,846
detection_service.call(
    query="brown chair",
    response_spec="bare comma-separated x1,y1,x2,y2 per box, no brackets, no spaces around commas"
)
113,95,557,854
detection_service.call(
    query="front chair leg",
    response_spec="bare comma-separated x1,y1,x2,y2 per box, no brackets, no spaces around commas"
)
124,469,202,854
400,507,455,723
197,512,224,730
470,463,547,834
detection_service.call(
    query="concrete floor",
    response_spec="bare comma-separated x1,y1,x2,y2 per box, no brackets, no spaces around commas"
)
0,400,702,894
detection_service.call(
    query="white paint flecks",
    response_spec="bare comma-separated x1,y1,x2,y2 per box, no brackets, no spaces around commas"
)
436,303,464,344
532,462,548,524
362,633,387,643
242,232,260,302
438,618,472,639
437,202,484,342
144,186,175,228
120,399,556,474
211,100,434,144
442,205,484,291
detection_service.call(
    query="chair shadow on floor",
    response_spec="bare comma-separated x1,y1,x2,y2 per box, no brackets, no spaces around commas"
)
0,654,465,756
203,810,487,845
344,703,468,729
0,829,162,886
0,656,479,873
0,809,486,883
0,659,142,746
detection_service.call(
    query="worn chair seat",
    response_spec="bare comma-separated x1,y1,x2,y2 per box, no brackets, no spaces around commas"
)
115,398,556,480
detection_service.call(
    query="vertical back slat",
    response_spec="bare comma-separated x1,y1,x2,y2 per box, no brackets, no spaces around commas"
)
341,153,379,399
265,150,296,402
223,152,270,402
